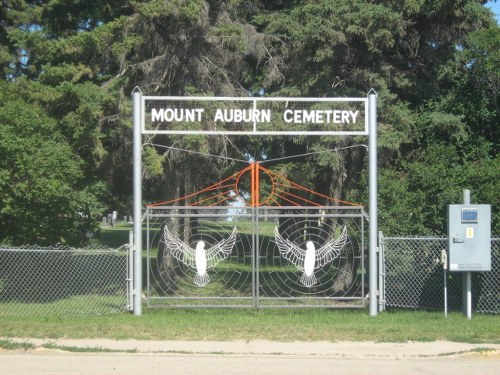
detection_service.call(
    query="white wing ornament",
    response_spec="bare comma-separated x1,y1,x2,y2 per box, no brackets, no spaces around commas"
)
274,226,348,287
163,226,238,287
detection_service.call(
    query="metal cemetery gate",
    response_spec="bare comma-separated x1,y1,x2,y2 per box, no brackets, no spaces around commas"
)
133,92,378,315
146,206,367,308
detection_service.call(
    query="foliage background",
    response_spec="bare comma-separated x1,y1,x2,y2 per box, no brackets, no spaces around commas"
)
0,0,498,244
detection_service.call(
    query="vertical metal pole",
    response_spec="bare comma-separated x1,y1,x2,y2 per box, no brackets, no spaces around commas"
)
133,88,143,316
253,98,258,134
146,208,150,306
462,189,472,319
254,163,261,308
464,273,472,319
255,163,260,207
442,246,448,318
361,212,365,302
368,91,378,316
444,267,448,318
250,162,257,307
463,189,470,205
255,196,260,309
128,230,134,312
378,231,384,312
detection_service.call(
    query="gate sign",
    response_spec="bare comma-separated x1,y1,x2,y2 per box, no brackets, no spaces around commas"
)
142,96,368,135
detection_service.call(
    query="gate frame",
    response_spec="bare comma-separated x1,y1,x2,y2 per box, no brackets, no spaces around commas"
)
132,89,378,315
145,205,367,308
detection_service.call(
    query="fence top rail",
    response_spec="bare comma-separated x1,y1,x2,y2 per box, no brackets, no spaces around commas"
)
0,244,129,253
382,236,500,240
382,236,446,241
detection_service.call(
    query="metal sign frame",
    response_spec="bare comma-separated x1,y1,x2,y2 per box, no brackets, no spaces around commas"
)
141,96,368,136
132,89,378,316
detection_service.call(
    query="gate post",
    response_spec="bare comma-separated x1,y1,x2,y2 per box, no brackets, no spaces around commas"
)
132,87,143,316
368,90,378,316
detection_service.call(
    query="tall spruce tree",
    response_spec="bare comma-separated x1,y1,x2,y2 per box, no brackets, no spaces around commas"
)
0,0,498,244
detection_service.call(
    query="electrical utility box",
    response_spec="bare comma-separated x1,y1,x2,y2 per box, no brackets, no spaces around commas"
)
448,205,491,272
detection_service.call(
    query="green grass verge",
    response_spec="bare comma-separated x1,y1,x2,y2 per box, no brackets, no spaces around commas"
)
40,342,137,353
1,309,499,343
0,339,35,351
0,339,136,353
5,223,494,345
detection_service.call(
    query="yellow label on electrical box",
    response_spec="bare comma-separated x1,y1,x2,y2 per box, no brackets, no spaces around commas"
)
466,227,474,239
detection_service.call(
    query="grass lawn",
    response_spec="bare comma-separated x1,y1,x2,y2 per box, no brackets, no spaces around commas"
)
1,308,499,343
92,222,133,248
2,222,498,344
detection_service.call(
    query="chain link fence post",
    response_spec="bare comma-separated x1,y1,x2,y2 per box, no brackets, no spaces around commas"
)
378,231,385,312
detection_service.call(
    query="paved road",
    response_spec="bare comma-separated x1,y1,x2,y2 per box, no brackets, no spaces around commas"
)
2,351,500,375
1,338,499,375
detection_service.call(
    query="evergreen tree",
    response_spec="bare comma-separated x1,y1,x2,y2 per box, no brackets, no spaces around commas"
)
0,0,498,244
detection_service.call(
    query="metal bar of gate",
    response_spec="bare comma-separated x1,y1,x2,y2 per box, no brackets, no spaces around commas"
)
253,206,260,308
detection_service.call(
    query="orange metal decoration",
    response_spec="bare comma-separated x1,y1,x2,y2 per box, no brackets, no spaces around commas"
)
147,162,361,208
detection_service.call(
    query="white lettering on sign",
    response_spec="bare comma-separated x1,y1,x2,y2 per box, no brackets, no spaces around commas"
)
213,109,271,123
150,107,361,125
283,109,359,124
151,108,204,122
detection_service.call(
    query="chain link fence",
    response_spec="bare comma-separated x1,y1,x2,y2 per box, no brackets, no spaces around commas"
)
3,235,497,316
0,244,130,317
380,236,499,313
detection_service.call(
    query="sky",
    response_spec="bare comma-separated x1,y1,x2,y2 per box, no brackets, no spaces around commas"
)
486,0,500,23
